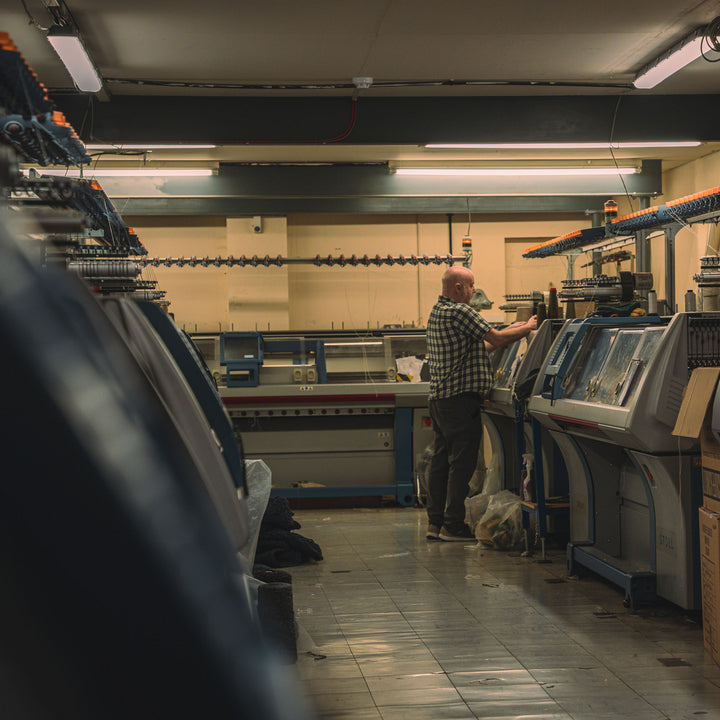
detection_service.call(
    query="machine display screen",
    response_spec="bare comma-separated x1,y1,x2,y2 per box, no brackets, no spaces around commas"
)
562,328,618,400
490,340,521,388
560,326,665,406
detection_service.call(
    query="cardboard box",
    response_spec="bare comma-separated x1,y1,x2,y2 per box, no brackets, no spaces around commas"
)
672,367,720,513
699,506,720,662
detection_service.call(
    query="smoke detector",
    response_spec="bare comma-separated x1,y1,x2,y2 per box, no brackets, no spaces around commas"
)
352,77,373,89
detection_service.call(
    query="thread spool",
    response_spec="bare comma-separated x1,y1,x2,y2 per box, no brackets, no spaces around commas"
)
647,290,657,314
547,287,560,318
685,290,697,312
516,306,532,322
536,302,547,325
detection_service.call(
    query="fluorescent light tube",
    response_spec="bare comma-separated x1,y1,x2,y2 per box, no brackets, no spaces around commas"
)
633,29,704,89
324,342,384,347
22,168,214,177
424,142,701,149
47,25,102,93
394,167,638,176
85,144,217,150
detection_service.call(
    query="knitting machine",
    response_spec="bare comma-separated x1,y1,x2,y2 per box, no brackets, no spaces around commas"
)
1,31,156,301
498,291,543,316
694,255,720,312
192,329,433,506
0,32,89,167
481,335,528,496
558,272,653,304
480,320,569,557
527,312,720,610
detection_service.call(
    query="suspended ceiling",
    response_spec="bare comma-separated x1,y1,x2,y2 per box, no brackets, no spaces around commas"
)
6,0,720,213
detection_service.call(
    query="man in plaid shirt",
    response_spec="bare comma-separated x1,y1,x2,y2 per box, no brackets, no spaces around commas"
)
426,266,537,542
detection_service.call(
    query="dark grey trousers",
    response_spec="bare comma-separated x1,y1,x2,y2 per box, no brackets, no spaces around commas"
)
426,394,484,531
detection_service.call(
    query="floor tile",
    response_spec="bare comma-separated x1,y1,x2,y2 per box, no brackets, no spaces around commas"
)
447,668,538,687
372,686,465,707
286,506,714,720
308,691,377,714
464,698,570,717
378,703,478,720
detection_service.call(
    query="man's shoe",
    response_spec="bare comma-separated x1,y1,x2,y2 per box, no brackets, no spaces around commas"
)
426,524,440,540
439,525,475,542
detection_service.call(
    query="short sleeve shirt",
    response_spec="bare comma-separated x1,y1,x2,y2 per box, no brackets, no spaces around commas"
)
426,295,493,400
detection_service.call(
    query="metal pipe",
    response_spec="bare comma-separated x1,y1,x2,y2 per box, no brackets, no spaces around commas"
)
635,195,651,276
138,253,468,268
591,210,603,278
665,223,679,313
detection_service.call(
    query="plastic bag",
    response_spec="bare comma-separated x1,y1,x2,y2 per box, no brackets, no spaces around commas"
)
481,452,502,496
521,452,535,502
475,489,522,550
468,447,486,497
238,459,272,568
415,443,434,500
465,493,491,532
465,452,502,531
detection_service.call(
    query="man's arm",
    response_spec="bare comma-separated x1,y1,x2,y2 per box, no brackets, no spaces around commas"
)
484,316,537,349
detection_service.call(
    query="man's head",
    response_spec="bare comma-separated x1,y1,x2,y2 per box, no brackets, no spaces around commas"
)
441,266,475,305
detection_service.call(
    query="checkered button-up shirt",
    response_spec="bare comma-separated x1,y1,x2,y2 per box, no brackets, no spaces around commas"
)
426,295,493,400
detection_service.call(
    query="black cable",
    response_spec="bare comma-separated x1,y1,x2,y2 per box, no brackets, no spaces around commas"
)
19,0,49,31
702,16,720,60
96,77,633,92
607,96,635,214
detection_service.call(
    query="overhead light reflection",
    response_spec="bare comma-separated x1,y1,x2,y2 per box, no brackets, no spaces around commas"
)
394,167,639,176
424,142,701,149
22,168,214,177
85,144,217,150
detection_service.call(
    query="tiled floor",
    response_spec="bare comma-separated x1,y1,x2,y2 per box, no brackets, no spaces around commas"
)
288,505,720,720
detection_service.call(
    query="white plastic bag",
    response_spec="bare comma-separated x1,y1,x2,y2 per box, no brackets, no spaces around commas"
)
238,459,272,568
465,493,492,532
465,452,502,530
521,452,535,502
475,489,522,550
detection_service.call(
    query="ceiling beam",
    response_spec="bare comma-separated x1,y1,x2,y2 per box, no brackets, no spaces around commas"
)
116,195,606,216
94,161,660,215
56,94,720,144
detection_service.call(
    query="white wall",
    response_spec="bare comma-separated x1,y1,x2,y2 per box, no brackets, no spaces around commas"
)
126,150,720,331
652,149,720,311
129,213,587,331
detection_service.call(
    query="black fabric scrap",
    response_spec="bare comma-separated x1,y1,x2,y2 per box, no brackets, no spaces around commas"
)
255,528,323,568
260,497,301,531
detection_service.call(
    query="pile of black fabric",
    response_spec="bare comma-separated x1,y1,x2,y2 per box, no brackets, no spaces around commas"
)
255,497,323,568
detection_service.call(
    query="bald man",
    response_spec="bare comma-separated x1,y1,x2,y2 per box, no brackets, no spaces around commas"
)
425,266,537,542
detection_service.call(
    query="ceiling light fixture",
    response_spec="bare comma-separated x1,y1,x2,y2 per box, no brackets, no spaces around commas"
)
394,167,639,176
633,27,705,89
47,24,102,93
22,168,214,178
85,144,217,150
424,142,701,149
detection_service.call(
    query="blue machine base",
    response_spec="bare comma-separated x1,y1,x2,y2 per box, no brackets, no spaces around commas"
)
567,543,657,613
271,484,416,507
